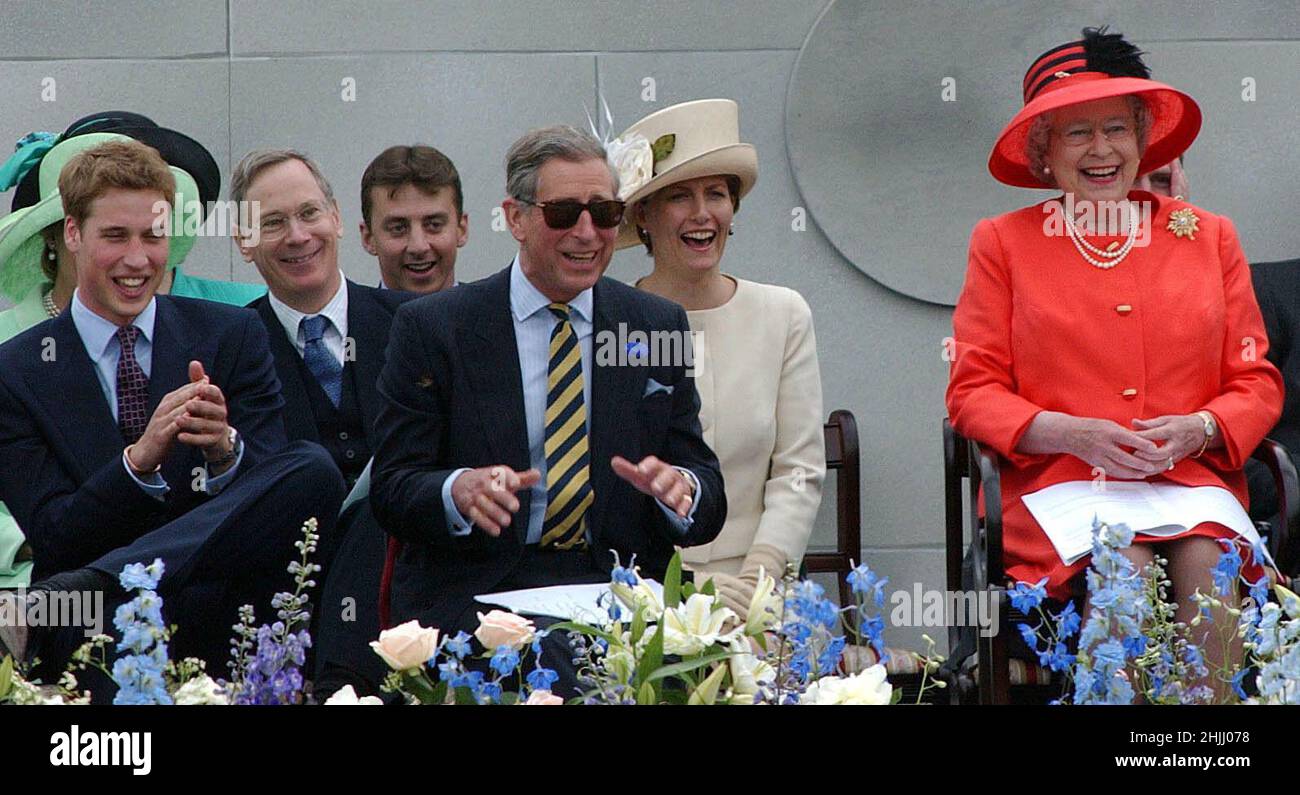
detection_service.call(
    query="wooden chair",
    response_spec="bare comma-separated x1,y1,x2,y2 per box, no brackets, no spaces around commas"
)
804,409,862,607
943,417,1300,705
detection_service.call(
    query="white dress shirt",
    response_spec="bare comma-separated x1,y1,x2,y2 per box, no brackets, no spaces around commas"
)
266,272,349,365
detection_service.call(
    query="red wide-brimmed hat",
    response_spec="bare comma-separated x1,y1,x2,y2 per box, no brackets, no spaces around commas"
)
988,30,1202,189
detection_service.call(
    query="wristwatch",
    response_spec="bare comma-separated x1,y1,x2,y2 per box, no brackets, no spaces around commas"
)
206,427,240,468
1192,411,1216,458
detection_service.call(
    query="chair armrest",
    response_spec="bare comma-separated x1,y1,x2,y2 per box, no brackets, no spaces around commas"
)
1252,438,1300,573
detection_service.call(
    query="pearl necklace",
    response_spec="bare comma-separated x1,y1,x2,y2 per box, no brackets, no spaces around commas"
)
42,289,61,318
1062,202,1139,270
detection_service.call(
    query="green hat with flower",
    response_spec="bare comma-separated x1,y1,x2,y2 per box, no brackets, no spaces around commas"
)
0,131,209,302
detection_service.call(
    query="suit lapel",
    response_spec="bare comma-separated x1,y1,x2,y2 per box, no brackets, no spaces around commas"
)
463,267,530,472
345,280,386,436
147,297,192,420
588,279,644,545
251,295,318,442
31,312,120,476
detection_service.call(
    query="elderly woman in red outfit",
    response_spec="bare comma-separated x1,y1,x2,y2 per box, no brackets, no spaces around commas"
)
946,28,1283,668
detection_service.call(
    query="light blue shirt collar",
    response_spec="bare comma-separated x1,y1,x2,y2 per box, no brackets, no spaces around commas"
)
509,255,593,325
70,289,156,360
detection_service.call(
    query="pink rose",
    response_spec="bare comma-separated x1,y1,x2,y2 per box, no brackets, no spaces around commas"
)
474,610,536,650
525,689,563,705
370,620,440,671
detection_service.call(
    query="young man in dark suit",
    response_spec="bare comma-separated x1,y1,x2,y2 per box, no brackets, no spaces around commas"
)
0,139,344,677
370,126,726,692
231,149,416,698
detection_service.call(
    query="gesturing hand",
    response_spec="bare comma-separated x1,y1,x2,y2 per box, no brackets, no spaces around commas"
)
451,466,541,536
1063,417,1167,480
176,361,232,462
611,455,695,518
1132,414,1207,467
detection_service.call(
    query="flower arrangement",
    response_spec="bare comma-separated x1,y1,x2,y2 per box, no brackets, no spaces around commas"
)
1,517,323,706
370,552,946,705
1015,517,1300,704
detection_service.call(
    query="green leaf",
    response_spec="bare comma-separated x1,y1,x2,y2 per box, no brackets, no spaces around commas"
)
645,650,733,683
454,685,478,705
637,681,657,705
699,578,716,597
0,655,12,700
431,680,448,705
635,622,665,689
631,607,647,647
664,553,683,609
401,669,442,705
651,134,676,163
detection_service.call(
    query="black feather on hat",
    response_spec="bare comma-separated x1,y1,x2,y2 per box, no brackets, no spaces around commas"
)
1080,26,1150,79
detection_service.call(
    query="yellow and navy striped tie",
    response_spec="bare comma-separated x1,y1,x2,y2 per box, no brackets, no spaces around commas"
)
540,303,591,550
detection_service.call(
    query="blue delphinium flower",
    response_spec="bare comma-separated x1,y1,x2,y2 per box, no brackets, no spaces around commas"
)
111,560,174,705
847,562,889,608
443,631,473,660
1212,540,1243,597
1248,576,1270,610
1053,601,1081,639
489,645,520,677
527,666,559,692
1008,578,1048,614
119,560,163,592
817,635,846,675
1017,622,1039,650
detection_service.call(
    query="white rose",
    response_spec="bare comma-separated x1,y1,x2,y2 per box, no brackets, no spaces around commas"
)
799,664,893,705
324,684,384,705
607,133,654,201
474,610,535,651
662,592,738,656
173,674,228,705
370,619,440,671
525,689,564,705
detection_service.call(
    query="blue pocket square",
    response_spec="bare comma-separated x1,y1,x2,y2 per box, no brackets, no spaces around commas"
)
643,378,674,397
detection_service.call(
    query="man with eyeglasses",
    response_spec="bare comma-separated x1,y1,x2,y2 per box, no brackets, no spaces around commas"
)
232,149,415,698
370,125,726,694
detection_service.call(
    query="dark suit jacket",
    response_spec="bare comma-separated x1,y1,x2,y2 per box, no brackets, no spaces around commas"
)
0,295,287,578
370,266,725,626
1248,259,1300,518
248,279,413,450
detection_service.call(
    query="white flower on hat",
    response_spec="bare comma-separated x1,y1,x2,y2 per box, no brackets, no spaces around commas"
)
607,132,654,201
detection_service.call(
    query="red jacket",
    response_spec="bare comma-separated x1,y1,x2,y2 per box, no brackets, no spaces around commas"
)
946,191,1283,595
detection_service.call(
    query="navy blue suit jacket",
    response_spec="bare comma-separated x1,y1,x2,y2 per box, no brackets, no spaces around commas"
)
248,279,413,450
370,266,726,627
0,295,287,578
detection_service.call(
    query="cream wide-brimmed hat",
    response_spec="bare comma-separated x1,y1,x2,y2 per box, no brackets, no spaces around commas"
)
609,99,758,250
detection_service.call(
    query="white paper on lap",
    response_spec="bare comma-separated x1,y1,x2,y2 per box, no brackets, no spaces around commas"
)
1021,480,1273,568
475,580,665,622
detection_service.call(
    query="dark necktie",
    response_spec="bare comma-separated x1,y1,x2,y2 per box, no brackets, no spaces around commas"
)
540,303,591,550
300,314,342,407
115,325,149,445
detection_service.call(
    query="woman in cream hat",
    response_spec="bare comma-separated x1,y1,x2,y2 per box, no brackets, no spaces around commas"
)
612,99,825,620
947,28,1281,695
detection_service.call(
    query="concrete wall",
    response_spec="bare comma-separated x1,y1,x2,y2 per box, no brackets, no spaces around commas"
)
3,0,1296,652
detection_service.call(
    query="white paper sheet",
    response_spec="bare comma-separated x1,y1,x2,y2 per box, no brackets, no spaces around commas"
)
1021,480,1271,567
475,580,665,622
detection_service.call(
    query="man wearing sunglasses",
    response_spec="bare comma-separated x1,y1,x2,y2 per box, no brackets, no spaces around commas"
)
370,125,726,693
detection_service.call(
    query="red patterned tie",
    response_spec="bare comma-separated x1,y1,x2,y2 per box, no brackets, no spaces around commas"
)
116,325,149,445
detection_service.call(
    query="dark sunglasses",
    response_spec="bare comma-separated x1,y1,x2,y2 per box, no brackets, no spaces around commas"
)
519,198,625,230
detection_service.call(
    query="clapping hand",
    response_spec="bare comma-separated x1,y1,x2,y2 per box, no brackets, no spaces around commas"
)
611,455,694,518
